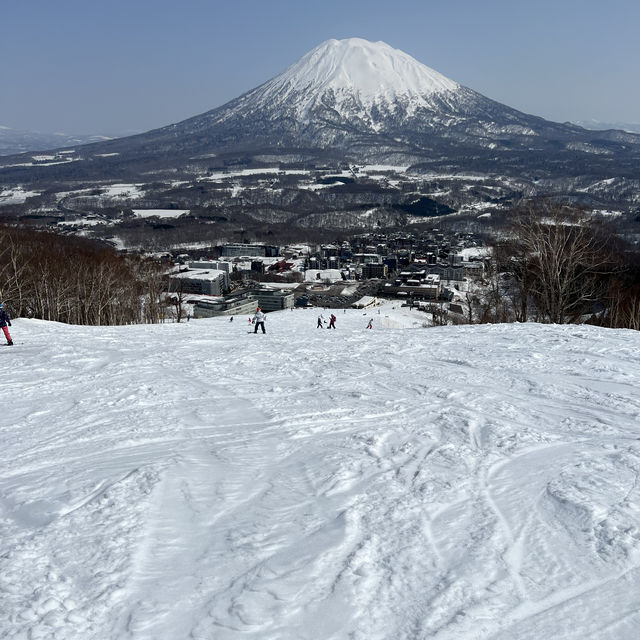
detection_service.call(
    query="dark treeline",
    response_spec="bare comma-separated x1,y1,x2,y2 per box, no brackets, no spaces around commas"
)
0,227,165,325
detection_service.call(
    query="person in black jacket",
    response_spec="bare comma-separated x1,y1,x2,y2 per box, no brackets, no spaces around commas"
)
0,303,13,345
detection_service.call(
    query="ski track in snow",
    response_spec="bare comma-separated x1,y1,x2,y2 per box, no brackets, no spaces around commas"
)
1,307,640,639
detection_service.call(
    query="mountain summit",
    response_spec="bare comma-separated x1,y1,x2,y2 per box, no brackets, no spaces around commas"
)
248,38,460,121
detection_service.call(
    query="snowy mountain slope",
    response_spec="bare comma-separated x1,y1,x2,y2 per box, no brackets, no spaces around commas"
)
2,307,640,639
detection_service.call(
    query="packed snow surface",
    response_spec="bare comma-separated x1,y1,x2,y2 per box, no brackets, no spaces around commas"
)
2,305,640,640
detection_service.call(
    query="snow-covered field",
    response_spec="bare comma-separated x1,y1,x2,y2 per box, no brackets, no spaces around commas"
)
101,184,145,199
2,305,640,640
0,187,41,205
132,209,190,219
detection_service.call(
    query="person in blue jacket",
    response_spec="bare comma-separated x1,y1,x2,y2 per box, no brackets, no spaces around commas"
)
0,303,13,345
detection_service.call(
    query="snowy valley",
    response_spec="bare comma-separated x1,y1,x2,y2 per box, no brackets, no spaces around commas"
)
2,306,640,639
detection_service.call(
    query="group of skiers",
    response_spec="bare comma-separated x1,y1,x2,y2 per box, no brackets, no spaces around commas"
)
318,313,374,329
0,302,377,341
248,308,372,334
316,313,337,329
0,303,13,346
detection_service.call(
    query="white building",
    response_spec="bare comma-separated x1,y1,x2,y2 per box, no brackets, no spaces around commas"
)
188,261,231,290
169,268,228,296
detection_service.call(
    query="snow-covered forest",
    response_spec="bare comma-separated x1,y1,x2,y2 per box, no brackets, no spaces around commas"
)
2,305,639,639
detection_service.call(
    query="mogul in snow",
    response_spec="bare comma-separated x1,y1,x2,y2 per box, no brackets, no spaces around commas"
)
0,303,13,346
252,307,266,334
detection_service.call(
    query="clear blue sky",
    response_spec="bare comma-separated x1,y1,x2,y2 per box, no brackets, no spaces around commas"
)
1,0,638,134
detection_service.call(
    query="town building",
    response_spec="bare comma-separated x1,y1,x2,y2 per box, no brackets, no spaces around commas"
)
383,273,442,300
252,288,295,311
168,268,229,296
188,261,231,290
353,253,383,265
362,263,389,279
219,244,279,257
192,291,258,318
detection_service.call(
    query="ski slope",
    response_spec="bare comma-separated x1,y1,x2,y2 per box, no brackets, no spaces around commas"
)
1,305,640,639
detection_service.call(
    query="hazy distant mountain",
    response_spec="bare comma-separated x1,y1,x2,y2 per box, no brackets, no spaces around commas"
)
2,38,639,194
0,125,118,156
571,120,640,135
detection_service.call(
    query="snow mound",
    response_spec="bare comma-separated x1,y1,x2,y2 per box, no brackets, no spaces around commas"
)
1,306,640,639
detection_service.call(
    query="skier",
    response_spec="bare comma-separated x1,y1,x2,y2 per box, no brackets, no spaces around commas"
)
328,313,336,329
0,303,13,345
366,318,373,329
317,314,325,328
253,307,266,334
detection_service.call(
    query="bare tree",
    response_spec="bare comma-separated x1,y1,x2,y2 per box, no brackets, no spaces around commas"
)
463,290,478,324
0,226,171,326
507,202,616,324
598,247,640,330
165,277,189,323
0,231,28,310
474,248,513,324
136,258,166,323
493,239,533,322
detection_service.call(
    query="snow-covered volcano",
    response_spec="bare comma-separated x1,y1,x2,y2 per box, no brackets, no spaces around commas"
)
152,36,637,158
201,36,492,142
247,38,461,121
2,37,639,187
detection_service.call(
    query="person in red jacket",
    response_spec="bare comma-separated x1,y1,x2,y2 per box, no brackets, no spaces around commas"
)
0,303,13,345
328,313,336,329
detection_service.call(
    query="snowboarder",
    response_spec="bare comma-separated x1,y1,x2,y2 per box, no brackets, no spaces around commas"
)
253,307,266,334
317,314,325,328
0,303,13,345
328,313,336,329
366,318,373,329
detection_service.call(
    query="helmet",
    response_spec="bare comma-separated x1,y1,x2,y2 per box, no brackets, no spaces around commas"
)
257,307,260,311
